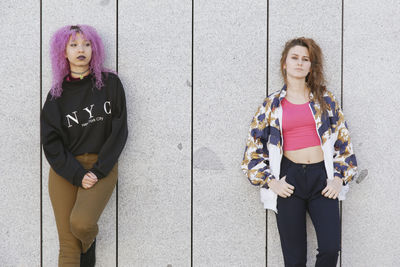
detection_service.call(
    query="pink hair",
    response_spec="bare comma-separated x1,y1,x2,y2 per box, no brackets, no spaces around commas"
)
49,25,111,98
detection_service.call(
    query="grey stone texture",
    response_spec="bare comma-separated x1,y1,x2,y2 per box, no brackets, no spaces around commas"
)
342,1,400,266
2,0,399,266
0,1,40,266
118,1,192,266
193,1,267,265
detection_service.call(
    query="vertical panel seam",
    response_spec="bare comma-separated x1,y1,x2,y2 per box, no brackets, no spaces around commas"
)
340,1,344,267
266,0,269,266
116,0,119,266
341,0,344,108
266,0,269,97
40,0,43,265
191,0,194,266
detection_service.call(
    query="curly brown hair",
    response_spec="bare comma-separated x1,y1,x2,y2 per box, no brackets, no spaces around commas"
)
280,37,328,113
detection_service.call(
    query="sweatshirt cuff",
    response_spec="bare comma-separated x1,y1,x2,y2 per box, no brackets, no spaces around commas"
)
74,167,88,187
89,168,105,179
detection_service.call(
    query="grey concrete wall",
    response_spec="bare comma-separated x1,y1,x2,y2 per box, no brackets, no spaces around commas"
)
0,1,40,267
193,1,267,266
342,1,400,266
1,0,399,266
118,0,192,265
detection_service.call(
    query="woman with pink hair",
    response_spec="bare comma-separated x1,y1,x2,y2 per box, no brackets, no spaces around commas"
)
41,25,128,266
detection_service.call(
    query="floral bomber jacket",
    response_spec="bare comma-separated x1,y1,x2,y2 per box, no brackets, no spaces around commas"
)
241,85,357,212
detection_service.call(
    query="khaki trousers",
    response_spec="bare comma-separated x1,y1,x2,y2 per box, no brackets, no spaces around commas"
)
49,153,117,266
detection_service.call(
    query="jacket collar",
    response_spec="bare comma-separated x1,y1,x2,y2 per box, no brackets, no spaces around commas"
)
278,84,287,101
277,84,315,105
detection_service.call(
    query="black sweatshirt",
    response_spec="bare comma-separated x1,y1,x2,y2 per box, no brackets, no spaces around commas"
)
41,72,128,186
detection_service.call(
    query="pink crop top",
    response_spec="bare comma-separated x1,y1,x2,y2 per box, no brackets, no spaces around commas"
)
281,98,321,151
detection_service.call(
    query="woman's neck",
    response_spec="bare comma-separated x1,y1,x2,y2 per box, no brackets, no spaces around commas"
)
70,65,91,79
286,77,309,103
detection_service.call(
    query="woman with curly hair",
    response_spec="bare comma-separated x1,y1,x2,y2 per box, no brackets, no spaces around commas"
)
242,37,357,267
41,25,128,266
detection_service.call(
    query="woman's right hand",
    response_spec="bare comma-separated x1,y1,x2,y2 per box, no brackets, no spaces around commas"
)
268,176,295,198
82,172,98,189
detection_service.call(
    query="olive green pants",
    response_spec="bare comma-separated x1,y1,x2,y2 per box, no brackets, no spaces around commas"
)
49,153,117,266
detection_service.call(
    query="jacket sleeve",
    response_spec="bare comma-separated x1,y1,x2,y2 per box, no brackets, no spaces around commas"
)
41,97,87,186
241,99,275,189
89,76,128,179
329,93,358,184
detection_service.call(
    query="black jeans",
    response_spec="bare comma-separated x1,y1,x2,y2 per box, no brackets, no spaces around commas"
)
276,156,340,267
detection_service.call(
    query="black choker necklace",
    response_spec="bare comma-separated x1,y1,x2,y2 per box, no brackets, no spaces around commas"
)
71,69,89,80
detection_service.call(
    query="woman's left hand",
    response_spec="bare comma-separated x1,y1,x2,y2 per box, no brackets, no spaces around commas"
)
321,177,343,199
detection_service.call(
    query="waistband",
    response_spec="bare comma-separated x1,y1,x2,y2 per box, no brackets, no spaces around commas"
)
281,155,325,169
75,153,98,163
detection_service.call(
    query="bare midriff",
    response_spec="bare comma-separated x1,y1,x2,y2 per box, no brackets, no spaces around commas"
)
283,145,324,164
